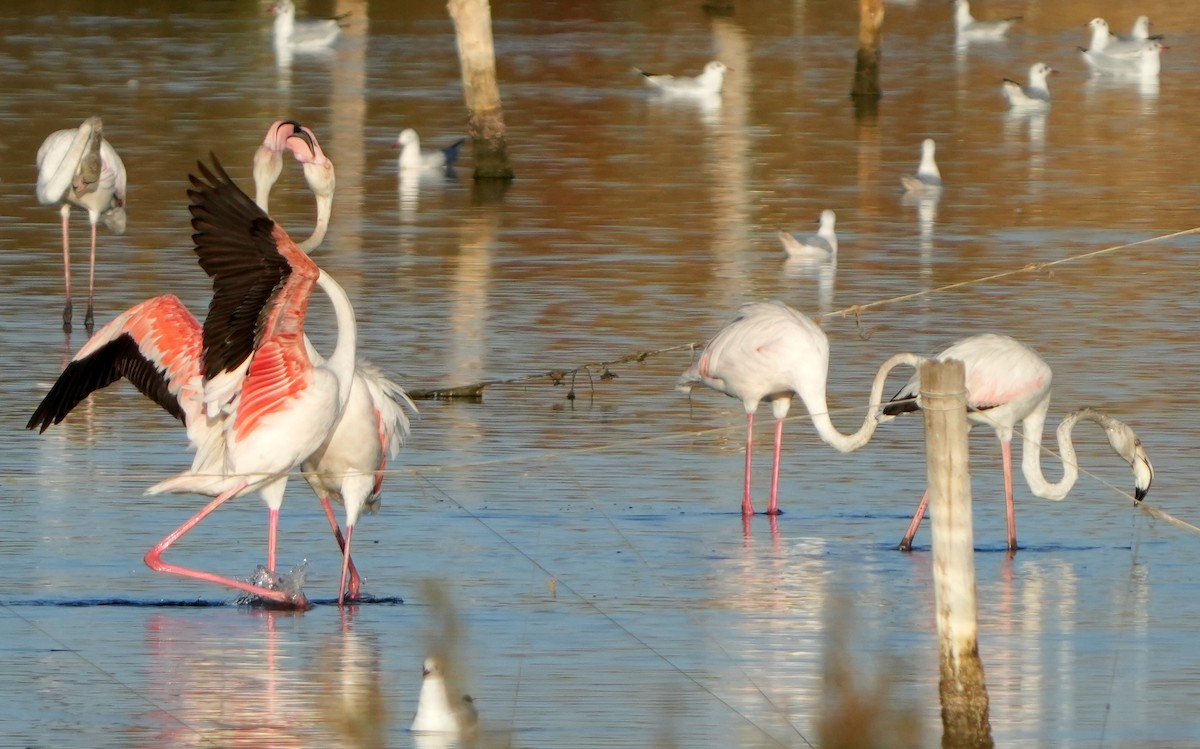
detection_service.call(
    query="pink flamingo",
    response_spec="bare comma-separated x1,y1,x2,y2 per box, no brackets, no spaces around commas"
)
29,128,413,606
678,300,922,516
253,120,417,605
35,116,127,333
881,333,1154,551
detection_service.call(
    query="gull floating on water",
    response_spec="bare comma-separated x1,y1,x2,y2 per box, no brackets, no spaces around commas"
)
778,210,837,259
395,129,466,176
954,0,1020,40
411,656,478,735
634,61,727,96
901,138,942,195
1002,62,1056,110
1080,40,1164,77
1085,17,1156,58
269,0,345,51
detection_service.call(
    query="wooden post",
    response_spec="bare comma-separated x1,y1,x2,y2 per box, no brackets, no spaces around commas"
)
851,0,884,117
921,359,994,749
447,0,514,180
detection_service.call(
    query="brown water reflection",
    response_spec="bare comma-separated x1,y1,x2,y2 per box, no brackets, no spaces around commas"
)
3,0,1200,747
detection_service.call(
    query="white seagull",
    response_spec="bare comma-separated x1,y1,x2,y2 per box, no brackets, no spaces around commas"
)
1080,40,1164,77
411,656,478,735
635,60,727,96
778,210,837,259
900,138,942,195
954,0,1020,40
269,0,345,51
1002,62,1056,109
395,129,466,176
1085,17,1155,58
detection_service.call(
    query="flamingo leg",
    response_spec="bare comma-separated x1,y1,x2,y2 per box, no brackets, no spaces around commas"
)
144,484,307,607
899,488,931,551
766,417,785,515
318,495,362,600
742,411,756,516
59,204,72,332
338,525,356,606
1001,439,1018,551
267,507,279,572
85,220,97,332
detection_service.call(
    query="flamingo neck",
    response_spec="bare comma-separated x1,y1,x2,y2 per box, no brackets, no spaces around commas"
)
315,269,357,409
252,146,284,213
298,161,335,252
1020,399,1092,501
804,352,925,453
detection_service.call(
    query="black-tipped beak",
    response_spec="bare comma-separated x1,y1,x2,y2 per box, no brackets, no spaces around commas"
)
1134,486,1148,503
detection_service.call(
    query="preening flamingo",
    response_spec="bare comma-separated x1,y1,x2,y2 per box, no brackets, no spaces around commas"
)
881,333,1154,551
678,300,922,516
254,120,418,605
35,116,127,333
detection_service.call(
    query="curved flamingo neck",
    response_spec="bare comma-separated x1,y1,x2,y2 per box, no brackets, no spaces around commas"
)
804,352,925,453
1019,398,1080,501
252,146,284,213
297,160,334,252
315,269,357,408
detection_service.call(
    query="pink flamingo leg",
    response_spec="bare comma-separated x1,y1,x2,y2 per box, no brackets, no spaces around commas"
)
60,205,73,330
766,417,785,515
318,496,362,600
267,507,279,572
85,221,97,330
1001,439,1018,551
899,488,931,551
144,485,307,607
742,412,756,515
338,525,356,606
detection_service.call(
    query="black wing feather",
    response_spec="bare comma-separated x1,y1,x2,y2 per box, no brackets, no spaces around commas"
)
187,154,292,380
26,334,185,433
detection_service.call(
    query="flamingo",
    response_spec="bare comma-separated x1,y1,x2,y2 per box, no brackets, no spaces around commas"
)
777,210,837,260
677,301,923,516
634,61,728,96
144,155,358,606
35,116,127,333
254,120,418,605
1002,63,1056,110
900,139,942,195
394,129,466,177
881,333,1154,551
953,0,1020,40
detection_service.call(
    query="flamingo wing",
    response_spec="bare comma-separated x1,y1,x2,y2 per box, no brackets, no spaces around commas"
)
27,295,202,432
186,154,321,438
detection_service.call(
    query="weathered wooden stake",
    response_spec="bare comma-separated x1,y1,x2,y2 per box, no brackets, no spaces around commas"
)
448,0,514,180
851,0,884,117
922,359,994,749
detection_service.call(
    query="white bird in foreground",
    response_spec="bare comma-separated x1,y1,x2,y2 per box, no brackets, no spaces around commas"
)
901,138,943,195
954,0,1020,40
778,210,837,259
1080,41,1164,78
395,129,466,176
411,656,478,734
269,0,344,51
635,60,728,96
881,333,1154,552
1002,62,1056,110
36,116,127,333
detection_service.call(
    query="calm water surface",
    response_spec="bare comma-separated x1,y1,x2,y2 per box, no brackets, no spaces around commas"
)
2,1,1199,746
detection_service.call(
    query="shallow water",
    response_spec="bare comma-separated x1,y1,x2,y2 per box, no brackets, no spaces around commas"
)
2,1,1200,746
